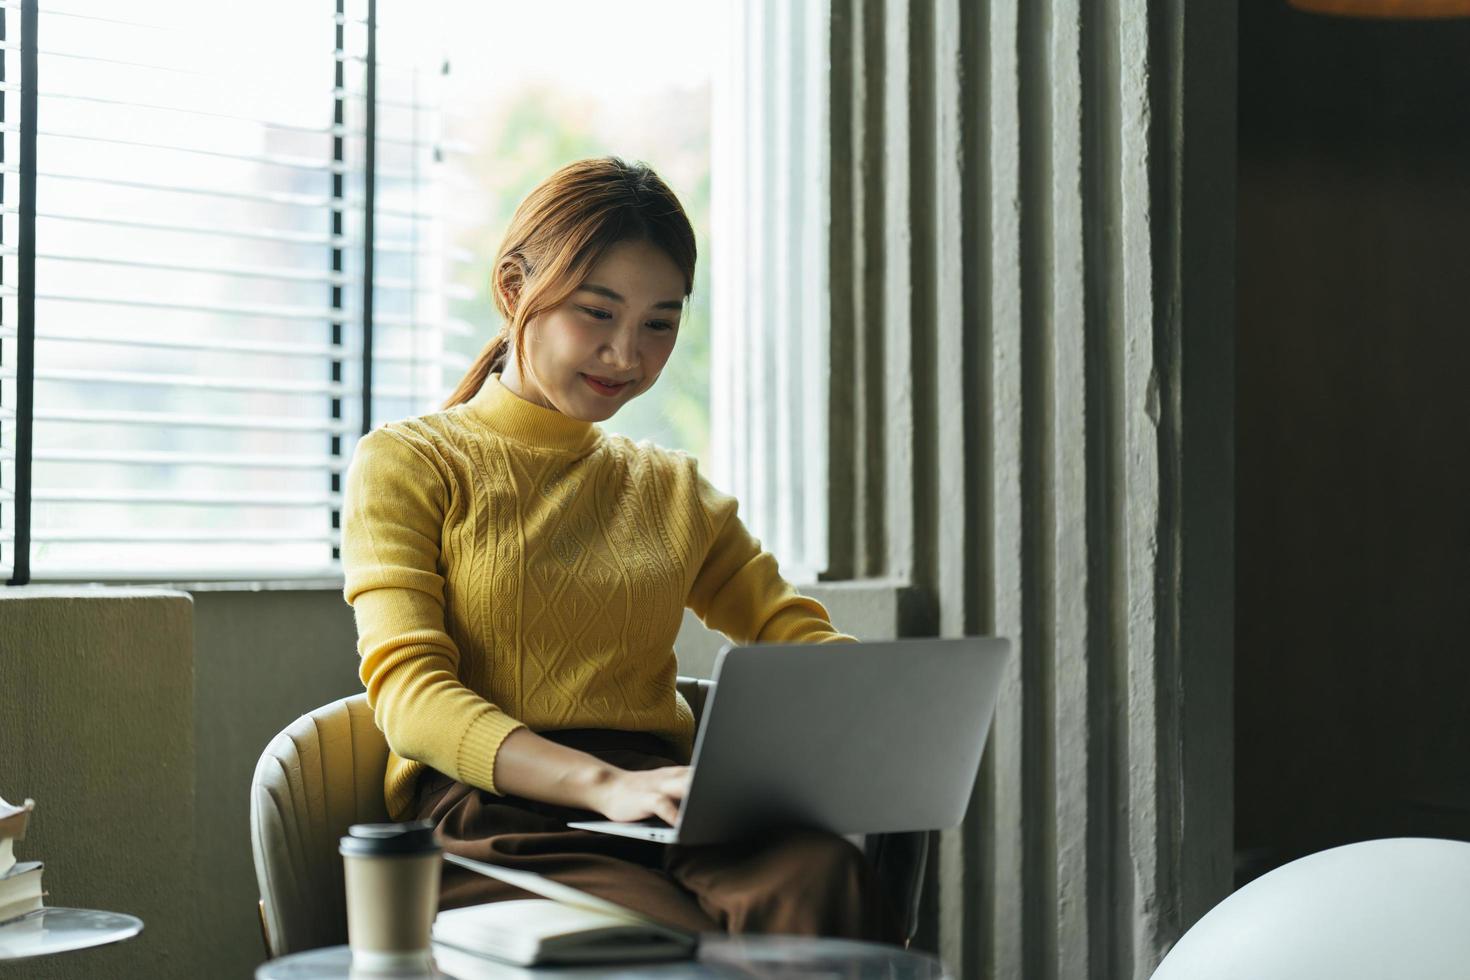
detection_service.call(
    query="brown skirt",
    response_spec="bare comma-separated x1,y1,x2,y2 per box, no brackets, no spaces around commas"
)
412,728,903,944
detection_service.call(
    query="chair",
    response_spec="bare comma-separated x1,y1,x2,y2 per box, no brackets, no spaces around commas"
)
251,692,389,958
251,680,928,958
1150,838,1470,980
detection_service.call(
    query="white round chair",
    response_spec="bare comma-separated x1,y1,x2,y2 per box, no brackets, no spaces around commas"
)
1152,838,1470,980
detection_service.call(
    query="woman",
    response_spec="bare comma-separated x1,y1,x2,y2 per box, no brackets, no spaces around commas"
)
341,157,899,941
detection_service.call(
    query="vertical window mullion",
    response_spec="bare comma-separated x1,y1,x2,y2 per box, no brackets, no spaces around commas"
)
0,2,7,581
360,0,376,434
6,0,38,586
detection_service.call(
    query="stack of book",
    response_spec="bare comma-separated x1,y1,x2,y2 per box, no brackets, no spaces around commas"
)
0,796,43,925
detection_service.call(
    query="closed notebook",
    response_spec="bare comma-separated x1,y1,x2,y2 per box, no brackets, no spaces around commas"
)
432,899,695,968
431,853,697,968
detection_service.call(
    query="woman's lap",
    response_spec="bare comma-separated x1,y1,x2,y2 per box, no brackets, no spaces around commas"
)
412,729,902,943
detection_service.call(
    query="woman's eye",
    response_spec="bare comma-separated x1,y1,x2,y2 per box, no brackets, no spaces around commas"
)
579,306,612,320
647,320,675,332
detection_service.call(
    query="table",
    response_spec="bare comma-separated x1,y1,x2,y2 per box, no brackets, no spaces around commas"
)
257,935,952,979
0,907,144,960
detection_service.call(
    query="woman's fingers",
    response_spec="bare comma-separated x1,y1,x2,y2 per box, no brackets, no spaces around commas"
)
593,766,692,823
657,770,689,824
655,795,681,826
640,769,686,824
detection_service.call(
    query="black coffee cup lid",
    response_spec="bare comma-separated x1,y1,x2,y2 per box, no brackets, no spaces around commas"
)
339,819,441,857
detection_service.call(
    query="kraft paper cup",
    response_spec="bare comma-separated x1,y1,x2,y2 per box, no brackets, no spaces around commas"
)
340,820,442,974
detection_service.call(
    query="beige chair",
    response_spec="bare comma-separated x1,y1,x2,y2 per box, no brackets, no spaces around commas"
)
251,692,390,958
251,680,926,958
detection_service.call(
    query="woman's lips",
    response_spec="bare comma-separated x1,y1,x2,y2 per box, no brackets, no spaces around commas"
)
582,374,631,396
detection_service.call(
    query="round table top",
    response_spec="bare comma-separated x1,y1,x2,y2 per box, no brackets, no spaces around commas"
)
257,935,951,979
0,907,145,961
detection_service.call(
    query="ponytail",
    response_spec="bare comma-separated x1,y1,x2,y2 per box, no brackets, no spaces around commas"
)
443,332,511,409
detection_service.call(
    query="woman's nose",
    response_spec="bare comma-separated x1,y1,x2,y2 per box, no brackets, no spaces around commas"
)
601,323,639,369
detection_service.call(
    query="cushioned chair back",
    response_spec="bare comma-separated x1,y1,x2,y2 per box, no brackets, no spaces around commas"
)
676,676,714,725
251,693,389,958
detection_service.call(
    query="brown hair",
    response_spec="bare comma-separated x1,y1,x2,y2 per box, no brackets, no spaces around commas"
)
443,156,698,409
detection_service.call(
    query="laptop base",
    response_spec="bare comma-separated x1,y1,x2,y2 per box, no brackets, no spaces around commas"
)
567,820,678,844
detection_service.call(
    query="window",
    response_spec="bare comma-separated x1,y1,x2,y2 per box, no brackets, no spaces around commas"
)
0,0,444,582
708,1,831,582
2,0,830,585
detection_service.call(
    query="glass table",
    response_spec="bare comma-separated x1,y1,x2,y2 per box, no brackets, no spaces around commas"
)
0,907,144,960
258,935,952,979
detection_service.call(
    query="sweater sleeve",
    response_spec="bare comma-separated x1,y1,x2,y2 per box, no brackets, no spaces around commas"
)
341,427,525,795
685,461,856,645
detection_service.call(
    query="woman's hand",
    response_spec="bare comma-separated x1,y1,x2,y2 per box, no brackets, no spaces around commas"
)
588,766,691,825
492,728,688,823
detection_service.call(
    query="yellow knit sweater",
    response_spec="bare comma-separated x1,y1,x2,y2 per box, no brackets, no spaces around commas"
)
341,374,853,819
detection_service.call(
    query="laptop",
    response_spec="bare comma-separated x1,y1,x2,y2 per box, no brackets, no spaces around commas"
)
567,636,1010,846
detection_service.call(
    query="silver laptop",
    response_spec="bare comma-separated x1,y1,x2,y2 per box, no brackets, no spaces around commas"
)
568,636,1010,846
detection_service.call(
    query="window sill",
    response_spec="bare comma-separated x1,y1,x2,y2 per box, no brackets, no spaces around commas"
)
27,574,346,594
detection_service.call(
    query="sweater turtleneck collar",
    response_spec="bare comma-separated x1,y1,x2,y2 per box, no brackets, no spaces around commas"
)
462,373,603,455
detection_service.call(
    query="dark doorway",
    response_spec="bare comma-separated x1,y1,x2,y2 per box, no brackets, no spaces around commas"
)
1235,0,1470,887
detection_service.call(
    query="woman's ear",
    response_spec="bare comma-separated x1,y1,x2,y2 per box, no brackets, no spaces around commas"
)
499,280,520,313
493,252,530,314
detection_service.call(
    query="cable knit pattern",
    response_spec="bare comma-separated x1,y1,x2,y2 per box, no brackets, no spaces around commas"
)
342,374,853,820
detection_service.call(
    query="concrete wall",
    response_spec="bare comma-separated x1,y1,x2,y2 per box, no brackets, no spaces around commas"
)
1236,2,1470,877
814,3,1238,977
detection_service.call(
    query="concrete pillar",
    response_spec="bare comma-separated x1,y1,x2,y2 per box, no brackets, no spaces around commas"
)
0,587,196,979
831,1,1237,976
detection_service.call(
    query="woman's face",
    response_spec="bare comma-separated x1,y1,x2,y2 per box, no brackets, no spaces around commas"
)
500,239,685,422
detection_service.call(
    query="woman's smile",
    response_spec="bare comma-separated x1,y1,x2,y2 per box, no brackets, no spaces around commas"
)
581,373,632,396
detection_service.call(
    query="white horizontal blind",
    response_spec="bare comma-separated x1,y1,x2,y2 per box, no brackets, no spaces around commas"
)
0,0,447,582
709,0,830,582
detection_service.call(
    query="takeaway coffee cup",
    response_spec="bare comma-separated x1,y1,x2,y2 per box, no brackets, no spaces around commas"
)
340,820,442,973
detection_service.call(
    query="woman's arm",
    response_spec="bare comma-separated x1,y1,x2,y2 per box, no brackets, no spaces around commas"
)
492,729,690,824
685,461,856,646
344,428,526,794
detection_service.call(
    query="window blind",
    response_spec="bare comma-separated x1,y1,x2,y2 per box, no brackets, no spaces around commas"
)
0,0,451,583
